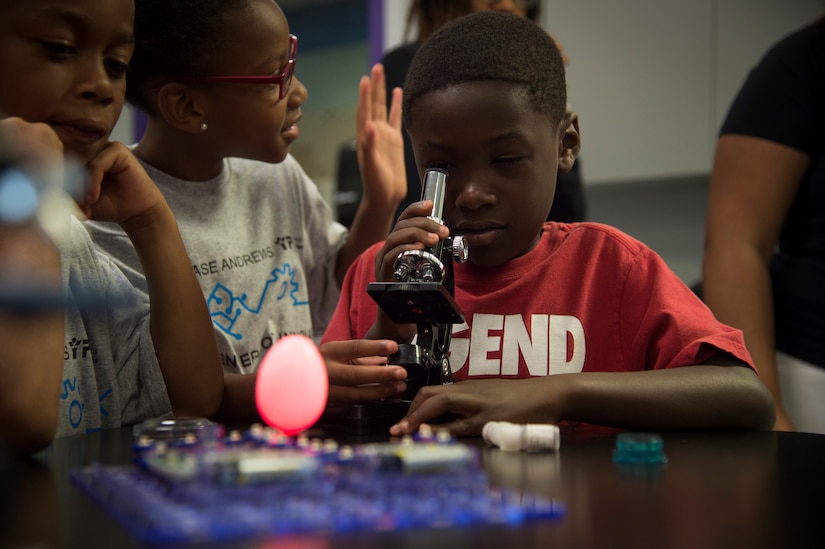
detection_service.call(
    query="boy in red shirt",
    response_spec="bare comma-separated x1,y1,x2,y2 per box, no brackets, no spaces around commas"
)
323,12,775,436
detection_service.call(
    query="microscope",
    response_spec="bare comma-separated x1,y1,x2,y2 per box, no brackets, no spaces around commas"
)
344,168,468,434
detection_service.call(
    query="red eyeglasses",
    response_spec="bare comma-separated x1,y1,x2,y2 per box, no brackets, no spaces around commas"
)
162,34,298,100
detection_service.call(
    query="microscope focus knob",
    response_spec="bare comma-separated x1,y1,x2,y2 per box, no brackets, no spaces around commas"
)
450,235,469,263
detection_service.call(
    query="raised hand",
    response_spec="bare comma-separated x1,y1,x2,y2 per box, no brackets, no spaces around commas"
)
356,63,406,210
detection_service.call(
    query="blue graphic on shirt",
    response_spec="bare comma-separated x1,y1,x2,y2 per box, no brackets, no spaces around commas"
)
60,376,84,429
98,388,112,418
60,376,114,431
207,263,308,340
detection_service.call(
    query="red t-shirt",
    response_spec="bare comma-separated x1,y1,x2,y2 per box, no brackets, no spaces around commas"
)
323,222,755,379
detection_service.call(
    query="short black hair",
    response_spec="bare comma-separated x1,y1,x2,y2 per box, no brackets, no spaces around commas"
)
402,11,566,130
126,0,250,115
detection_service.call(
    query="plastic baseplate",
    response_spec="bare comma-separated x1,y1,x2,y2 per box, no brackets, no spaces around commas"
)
71,423,565,545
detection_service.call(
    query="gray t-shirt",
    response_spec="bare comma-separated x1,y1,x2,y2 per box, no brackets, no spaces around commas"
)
85,155,347,374
59,216,170,437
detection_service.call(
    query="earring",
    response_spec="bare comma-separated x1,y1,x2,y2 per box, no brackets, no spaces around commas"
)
200,122,208,131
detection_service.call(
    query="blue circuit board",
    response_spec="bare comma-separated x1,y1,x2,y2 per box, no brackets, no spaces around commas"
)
71,423,565,545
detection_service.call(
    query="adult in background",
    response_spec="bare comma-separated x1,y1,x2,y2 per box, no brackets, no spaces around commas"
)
702,16,825,433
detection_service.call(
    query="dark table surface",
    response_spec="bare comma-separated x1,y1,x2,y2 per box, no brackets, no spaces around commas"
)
2,426,823,549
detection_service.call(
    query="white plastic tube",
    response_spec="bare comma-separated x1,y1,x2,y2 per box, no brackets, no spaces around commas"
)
482,421,560,452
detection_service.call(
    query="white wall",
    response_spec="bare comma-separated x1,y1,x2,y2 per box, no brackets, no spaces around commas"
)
111,104,134,145
383,0,824,185
713,0,824,130
383,0,410,48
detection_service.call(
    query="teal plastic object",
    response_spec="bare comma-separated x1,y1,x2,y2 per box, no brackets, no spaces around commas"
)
612,433,668,464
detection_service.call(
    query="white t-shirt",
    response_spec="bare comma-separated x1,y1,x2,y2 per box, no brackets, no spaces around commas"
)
85,155,347,374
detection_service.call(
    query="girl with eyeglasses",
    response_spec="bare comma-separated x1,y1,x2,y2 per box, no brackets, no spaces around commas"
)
85,0,412,420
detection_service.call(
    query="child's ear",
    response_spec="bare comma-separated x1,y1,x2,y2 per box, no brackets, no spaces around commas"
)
557,112,581,174
155,84,208,134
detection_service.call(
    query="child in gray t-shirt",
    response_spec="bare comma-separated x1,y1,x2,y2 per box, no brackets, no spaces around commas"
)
0,0,223,454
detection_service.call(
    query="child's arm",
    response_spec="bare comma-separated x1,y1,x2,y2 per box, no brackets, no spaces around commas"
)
335,64,406,286
0,119,64,454
0,222,63,455
390,359,776,436
214,339,408,420
703,134,806,431
82,143,223,418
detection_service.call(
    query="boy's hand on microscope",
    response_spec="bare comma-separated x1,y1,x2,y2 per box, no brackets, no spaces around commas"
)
374,200,449,282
